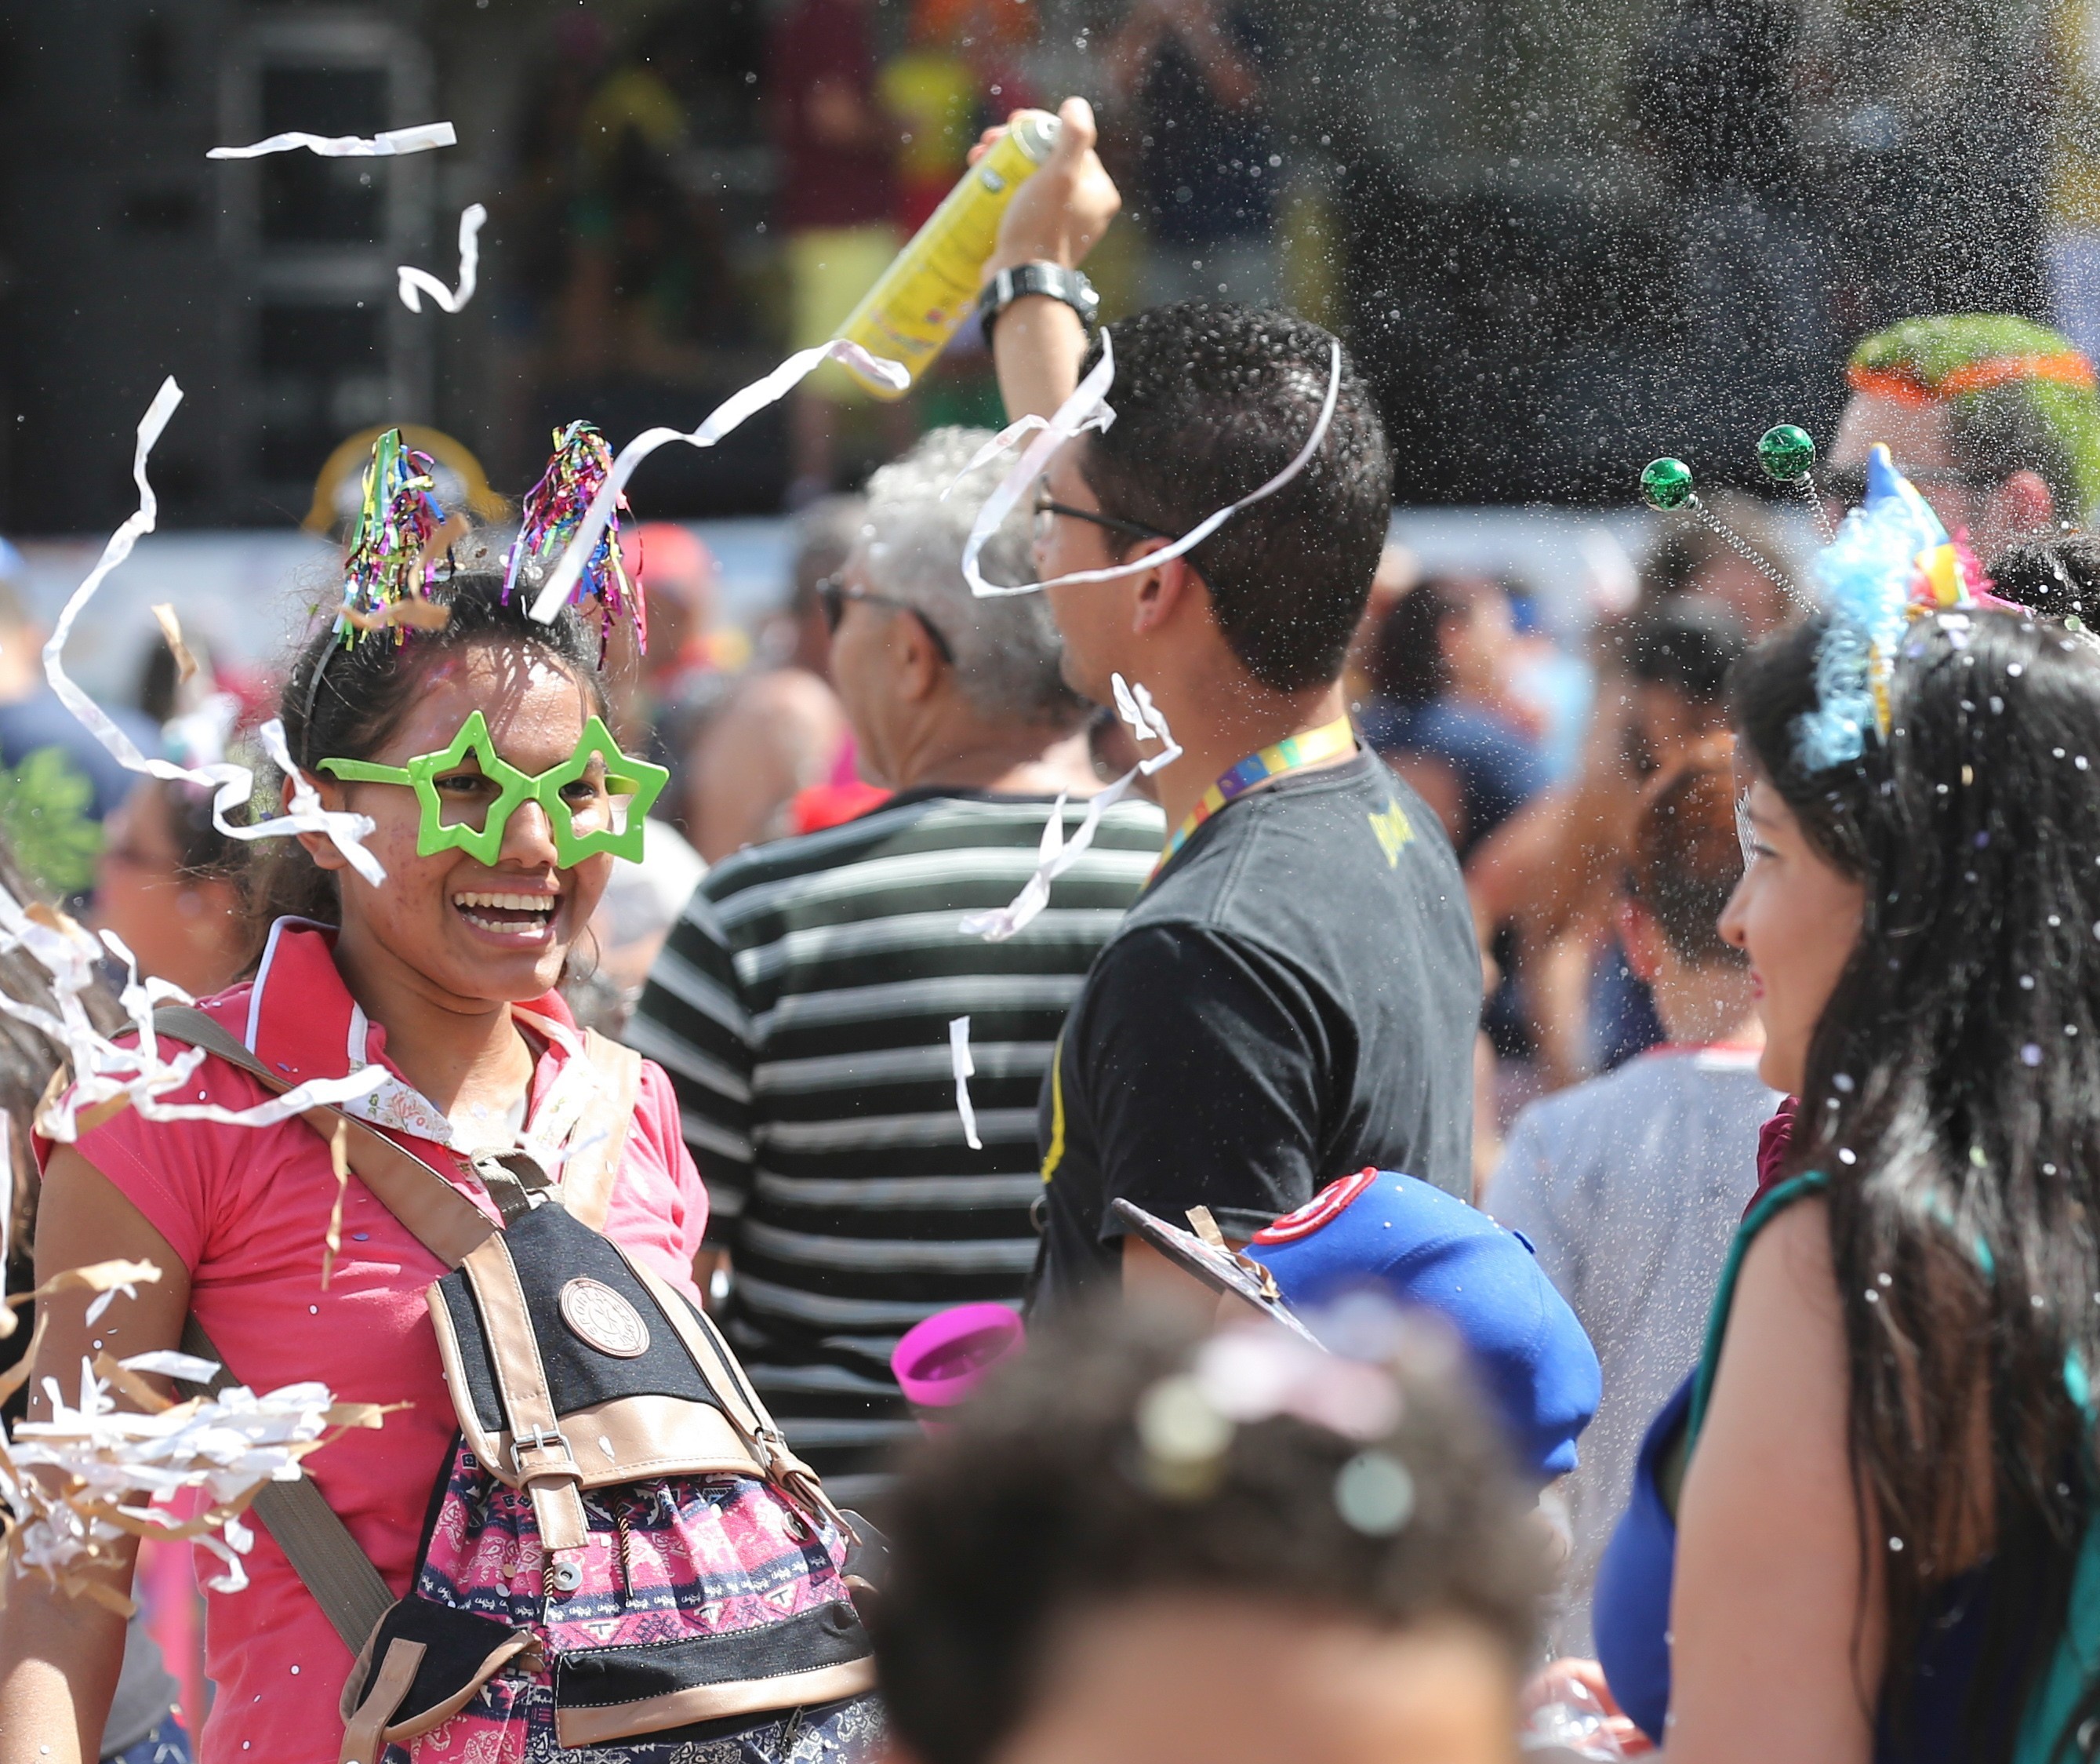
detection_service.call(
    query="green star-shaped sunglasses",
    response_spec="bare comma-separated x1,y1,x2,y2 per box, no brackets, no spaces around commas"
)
319,711,669,866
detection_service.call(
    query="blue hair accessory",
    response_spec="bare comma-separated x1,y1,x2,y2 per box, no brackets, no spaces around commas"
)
1794,444,1982,772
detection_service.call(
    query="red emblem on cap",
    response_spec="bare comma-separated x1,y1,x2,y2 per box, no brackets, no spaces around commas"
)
1252,1168,1379,1245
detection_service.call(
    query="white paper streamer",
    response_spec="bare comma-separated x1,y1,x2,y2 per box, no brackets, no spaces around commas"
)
0,882,387,1144
961,673,1179,942
0,1117,11,1325
529,339,911,623
962,338,1345,599
954,337,1119,594
5,1353,381,1598
208,122,456,160
398,202,487,314
42,378,387,888
949,1017,983,1151
118,1351,221,1384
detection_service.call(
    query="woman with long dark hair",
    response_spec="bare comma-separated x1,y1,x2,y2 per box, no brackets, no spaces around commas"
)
1574,456,2100,1762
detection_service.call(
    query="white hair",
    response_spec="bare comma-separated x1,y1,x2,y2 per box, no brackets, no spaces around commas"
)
858,427,1087,729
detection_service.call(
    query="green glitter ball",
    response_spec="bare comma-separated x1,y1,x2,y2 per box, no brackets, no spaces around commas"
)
1640,457,1695,512
1757,424,1816,484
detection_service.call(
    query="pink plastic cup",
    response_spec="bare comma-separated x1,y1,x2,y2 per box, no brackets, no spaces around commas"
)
891,1304,1026,1421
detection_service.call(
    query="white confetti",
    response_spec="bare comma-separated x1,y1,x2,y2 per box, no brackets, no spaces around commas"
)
1,1332,388,1604
961,338,1344,600
118,1351,221,1384
962,674,1177,941
42,380,387,888
950,1017,983,1151
398,202,487,315
0,884,386,1145
207,121,456,160
529,340,910,623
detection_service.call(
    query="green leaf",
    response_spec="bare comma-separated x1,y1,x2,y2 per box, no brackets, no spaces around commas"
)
0,746,104,897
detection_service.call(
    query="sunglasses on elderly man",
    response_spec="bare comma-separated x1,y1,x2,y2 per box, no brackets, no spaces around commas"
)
816,574,955,666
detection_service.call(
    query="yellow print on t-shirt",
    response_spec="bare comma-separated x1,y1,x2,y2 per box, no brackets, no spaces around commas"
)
1368,799,1414,867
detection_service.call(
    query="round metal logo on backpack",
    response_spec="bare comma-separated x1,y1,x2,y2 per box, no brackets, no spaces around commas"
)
559,1278,650,1358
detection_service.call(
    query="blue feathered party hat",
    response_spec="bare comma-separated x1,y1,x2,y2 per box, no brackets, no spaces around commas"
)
1794,444,1984,771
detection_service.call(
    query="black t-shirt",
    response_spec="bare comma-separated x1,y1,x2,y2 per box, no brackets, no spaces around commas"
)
1029,751,1481,1316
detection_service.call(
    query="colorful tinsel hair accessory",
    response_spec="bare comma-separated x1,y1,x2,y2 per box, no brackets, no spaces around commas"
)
506,420,643,652
1794,443,1986,773
335,427,460,639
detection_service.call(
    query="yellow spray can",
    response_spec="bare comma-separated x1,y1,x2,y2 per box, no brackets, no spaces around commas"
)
834,109,1060,398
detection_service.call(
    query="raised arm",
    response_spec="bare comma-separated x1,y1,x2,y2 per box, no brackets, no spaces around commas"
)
0,1148,191,1764
983,97,1122,424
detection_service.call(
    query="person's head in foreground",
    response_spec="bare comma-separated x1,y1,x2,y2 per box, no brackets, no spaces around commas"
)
1030,301,1393,713
1833,315,2100,562
829,427,1088,788
260,568,634,1008
1720,489,2100,1751
1618,740,1756,1046
874,1304,1550,1764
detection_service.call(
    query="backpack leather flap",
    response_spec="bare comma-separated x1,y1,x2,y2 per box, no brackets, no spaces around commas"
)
551,1601,877,1749
338,1598,536,1753
427,1202,768,1496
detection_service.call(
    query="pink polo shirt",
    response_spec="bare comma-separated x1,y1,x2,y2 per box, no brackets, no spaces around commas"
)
50,922,710,1764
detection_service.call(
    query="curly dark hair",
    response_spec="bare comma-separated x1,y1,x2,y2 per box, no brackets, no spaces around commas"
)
1078,303,1393,694
871,1305,1549,1764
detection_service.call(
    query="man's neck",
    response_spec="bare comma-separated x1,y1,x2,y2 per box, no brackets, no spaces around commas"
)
1145,678,1355,832
891,719,1103,798
1650,964,1763,1050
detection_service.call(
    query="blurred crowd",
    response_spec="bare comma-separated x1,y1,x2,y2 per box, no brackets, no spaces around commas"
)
495,0,1288,500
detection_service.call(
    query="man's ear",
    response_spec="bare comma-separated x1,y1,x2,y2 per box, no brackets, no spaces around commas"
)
292,774,351,873
896,611,946,705
1986,468,2055,543
1618,895,1665,986
1131,547,1197,636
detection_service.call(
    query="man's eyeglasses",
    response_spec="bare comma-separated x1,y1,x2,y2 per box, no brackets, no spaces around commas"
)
816,574,955,666
1030,488,1171,548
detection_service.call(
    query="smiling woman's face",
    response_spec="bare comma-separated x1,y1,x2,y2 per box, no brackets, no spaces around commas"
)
1718,775,1867,1096
307,639,614,1007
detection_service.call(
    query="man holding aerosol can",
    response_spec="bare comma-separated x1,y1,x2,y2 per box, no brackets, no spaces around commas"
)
965,100,1483,1315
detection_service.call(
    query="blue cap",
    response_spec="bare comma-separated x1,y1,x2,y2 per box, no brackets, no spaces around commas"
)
1244,1169,1600,1482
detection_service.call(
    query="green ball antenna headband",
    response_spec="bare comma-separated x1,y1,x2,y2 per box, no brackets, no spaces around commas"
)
318,711,668,867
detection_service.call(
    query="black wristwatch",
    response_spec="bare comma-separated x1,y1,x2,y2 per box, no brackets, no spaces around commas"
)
979,262,1100,341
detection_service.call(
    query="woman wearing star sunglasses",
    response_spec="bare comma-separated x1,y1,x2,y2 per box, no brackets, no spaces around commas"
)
0,570,881,1764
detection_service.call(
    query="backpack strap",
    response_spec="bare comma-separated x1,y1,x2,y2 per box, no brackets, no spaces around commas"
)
558,1028,641,1231
148,1003,503,1660
177,1313,397,1657
456,1231,590,1556
151,1006,496,1268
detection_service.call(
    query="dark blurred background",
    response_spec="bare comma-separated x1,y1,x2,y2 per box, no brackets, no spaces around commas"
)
0,0,2070,530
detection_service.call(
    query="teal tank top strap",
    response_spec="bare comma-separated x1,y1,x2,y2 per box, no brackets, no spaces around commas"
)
1687,1171,1830,1447
2016,1343,2100,1762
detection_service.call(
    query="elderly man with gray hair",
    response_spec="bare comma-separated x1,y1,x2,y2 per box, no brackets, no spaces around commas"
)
627,428,1164,1502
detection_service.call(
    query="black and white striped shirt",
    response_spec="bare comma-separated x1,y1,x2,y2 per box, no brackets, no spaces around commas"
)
627,787,1162,1501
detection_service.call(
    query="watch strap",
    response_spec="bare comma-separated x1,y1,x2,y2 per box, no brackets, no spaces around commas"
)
980,263,1099,340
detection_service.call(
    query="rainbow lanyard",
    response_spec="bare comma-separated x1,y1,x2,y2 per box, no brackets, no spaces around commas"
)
1153,716,1357,878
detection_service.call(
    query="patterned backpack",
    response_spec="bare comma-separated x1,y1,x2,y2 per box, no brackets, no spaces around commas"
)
151,1006,881,1762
